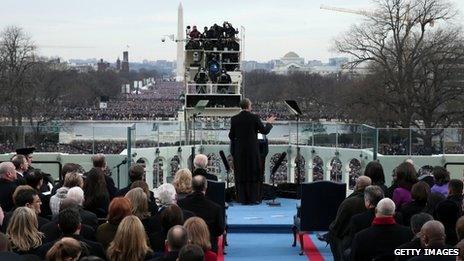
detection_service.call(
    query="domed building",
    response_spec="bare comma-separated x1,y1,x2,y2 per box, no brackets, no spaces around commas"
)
272,51,311,74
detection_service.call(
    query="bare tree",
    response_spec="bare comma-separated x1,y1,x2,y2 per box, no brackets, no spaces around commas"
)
335,0,464,132
0,26,36,126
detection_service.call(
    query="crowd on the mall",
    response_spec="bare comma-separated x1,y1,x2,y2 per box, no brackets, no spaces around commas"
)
0,149,225,261
319,160,464,260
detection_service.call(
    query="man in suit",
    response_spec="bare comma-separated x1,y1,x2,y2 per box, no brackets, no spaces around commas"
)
193,154,218,181
409,220,455,261
16,147,54,193
396,213,434,261
177,175,224,253
88,154,118,199
10,155,27,185
351,198,413,261
229,98,275,204
36,208,105,259
0,162,18,212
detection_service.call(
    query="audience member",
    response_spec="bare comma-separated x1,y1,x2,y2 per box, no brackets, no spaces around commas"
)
447,179,463,214
52,163,83,195
328,176,371,261
153,225,188,261
363,161,387,193
431,166,450,198
83,168,110,218
45,237,82,261
0,232,23,260
173,169,193,200
7,207,43,255
183,217,217,261
192,154,218,181
118,164,146,196
178,175,224,253
26,169,52,218
392,162,418,209
418,165,435,188
396,213,434,261
96,197,132,250
150,204,185,252
400,181,430,226
107,215,154,261
89,154,118,199
177,244,204,261
130,180,158,215
0,162,18,212
2,186,49,233
434,197,460,245
11,155,27,185
409,220,454,261
37,207,105,259
155,183,177,209
350,198,413,260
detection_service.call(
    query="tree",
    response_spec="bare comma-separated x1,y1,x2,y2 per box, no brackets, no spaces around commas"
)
0,26,36,126
335,0,464,132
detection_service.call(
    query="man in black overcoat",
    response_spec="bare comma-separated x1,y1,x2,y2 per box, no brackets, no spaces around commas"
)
229,98,275,204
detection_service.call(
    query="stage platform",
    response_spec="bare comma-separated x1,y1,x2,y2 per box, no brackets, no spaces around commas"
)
225,198,334,260
228,198,298,233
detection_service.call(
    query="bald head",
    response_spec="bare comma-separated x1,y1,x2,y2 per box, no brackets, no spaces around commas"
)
192,175,207,193
375,198,396,217
167,225,188,251
420,220,446,247
0,162,16,181
356,176,372,192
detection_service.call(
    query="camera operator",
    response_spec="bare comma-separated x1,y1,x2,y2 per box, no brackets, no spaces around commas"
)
217,69,232,94
194,68,209,94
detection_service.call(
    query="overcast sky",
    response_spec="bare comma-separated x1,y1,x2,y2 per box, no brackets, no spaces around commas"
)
1,0,463,62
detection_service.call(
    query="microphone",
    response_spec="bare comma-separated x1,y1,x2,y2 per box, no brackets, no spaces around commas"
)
271,152,287,175
219,150,230,173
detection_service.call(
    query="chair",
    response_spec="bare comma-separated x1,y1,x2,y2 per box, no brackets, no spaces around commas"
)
206,180,228,252
292,181,346,255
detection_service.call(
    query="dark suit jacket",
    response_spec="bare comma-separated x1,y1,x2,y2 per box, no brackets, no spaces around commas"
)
408,243,455,261
329,190,366,240
36,234,105,260
351,222,413,261
193,168,218,181
399,200,426,226
0,179,18,212
228,110,272,183
40,220,96,243
396,237,422,261
178,192,224,252
152,251,180,261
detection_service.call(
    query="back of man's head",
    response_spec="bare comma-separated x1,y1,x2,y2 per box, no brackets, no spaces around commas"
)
356,176,372,192
191,175,207,193
129,164,145,182
11,155,26,170
421,220,446,247
193,154,208,169
67,187,84,206
13,185,37,207
364,185,384,208
91,154,106,169
410,213,434,235
449,179,463,196
375,198,395,217
166,225,188,251
60,198,79,212
178,244,204,261
0,162,15,179
58,207,81,235
239,98,251,110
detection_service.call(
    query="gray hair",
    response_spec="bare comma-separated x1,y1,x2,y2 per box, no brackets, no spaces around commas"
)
364,185,384,207
155,183,176,205
240,98,251,109
67,187,84,206
411,213,433,234
376,198,396,216
0,162,15,178
193,154,208,169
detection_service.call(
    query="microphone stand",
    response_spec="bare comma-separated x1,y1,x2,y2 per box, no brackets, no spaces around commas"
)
113,159,127,188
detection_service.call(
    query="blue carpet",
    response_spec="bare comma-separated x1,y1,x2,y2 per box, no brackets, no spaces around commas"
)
225,233,334,261
228,198,299,225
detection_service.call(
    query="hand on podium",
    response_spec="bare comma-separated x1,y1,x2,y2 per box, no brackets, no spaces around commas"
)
266,115,276,124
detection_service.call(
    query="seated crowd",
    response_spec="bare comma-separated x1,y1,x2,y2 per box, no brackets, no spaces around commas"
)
0,152,224,261
327,160,464,261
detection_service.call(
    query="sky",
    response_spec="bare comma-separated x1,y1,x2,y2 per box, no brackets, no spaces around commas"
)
1,0,463,63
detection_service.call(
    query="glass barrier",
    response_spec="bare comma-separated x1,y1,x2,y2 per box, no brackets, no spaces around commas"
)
410,128,443,155
377,128,410,155
443,128,464,154
361,124,376,151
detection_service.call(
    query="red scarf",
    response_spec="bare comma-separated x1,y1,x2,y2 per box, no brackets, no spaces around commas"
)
372,216,396,225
